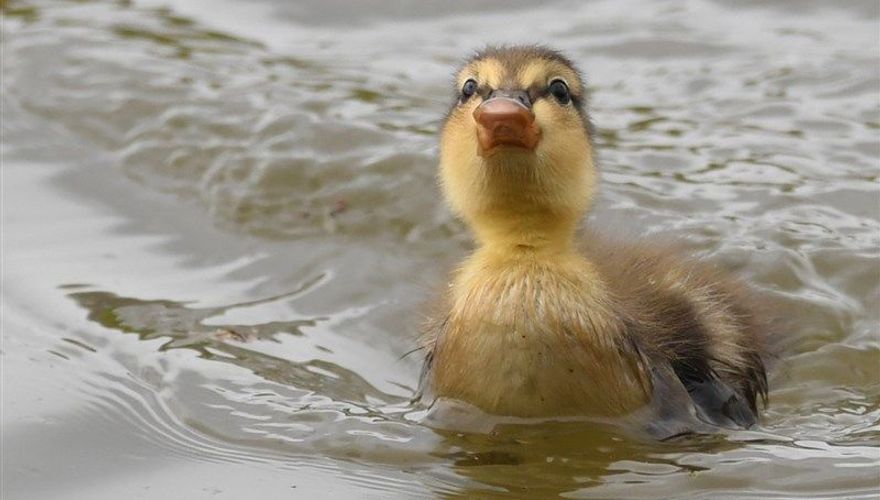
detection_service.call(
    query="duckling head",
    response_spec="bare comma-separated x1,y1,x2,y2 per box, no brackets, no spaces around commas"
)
439,45,596,251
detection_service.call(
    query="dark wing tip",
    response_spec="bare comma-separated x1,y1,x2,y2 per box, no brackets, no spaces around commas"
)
685,373,759,428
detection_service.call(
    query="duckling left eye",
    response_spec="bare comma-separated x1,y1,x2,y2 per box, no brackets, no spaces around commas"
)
548,79,571,105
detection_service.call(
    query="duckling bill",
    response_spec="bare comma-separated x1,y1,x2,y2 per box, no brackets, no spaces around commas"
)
418,45,771,431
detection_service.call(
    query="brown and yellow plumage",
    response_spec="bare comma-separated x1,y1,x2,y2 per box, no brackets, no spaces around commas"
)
419,45,770,430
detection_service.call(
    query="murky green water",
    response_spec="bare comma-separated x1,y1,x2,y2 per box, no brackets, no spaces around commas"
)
3,0,879,498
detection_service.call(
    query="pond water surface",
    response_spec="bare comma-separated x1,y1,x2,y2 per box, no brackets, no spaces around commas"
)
2,0,879,498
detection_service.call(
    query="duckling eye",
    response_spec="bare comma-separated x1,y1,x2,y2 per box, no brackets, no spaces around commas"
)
548,79,571,105
461,79,478,100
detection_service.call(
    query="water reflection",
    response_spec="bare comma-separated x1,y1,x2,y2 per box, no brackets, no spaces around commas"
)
67,285,405,406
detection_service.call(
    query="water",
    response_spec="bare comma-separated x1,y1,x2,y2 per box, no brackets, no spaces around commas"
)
2,0,879,498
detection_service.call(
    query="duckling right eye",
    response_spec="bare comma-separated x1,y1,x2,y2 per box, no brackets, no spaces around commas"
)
461,79,478,100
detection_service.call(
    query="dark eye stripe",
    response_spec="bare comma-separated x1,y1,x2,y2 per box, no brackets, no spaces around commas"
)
526,84,580,103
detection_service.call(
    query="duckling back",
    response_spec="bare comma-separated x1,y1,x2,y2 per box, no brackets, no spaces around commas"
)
584,235,769,427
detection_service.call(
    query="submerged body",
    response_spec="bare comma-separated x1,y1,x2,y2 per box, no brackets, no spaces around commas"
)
419,46,770,429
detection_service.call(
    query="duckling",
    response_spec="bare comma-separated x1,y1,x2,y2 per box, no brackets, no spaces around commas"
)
418,45,770,430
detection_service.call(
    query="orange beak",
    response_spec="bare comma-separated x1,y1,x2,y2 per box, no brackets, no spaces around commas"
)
473,97,541,154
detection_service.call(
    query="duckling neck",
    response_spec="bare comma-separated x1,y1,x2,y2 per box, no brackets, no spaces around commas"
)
470,213,579,255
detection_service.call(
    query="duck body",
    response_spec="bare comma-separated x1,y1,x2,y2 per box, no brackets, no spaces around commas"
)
419,45,769,429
